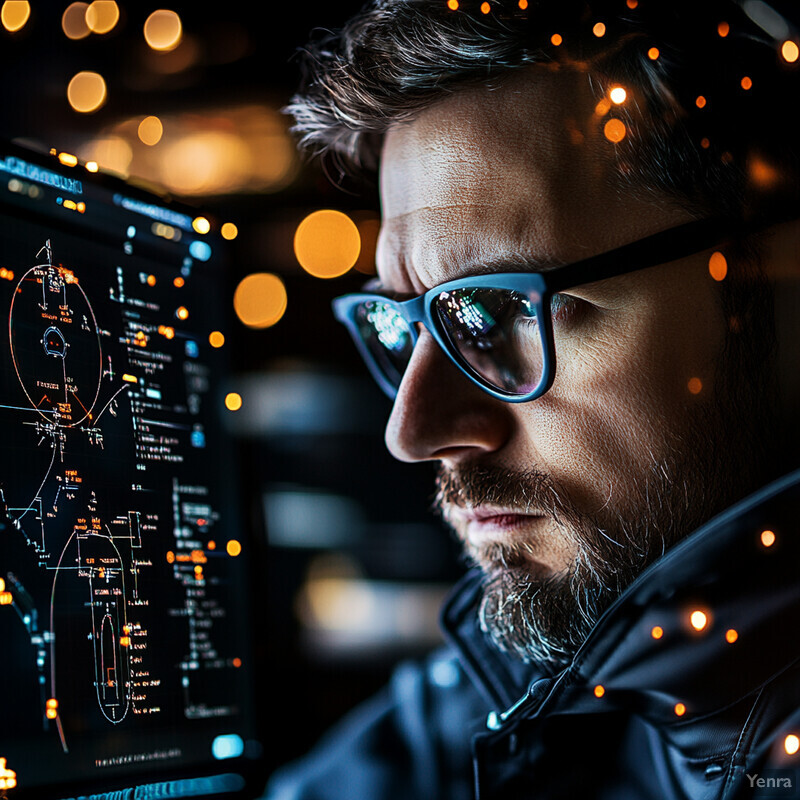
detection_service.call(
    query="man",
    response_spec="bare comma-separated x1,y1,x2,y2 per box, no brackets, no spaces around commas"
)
267,1,800,797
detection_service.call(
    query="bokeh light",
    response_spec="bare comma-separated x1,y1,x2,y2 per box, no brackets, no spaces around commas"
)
749,155,779,189
696,95,707,109
717,21,730,37
192,216,210,234
224,392,242,412
62,2,90,39
550,33,563,46
709,251,727,281
593,22,606,37
689,610,708,631
221,222,238,240
209,331,225,348
447,0,458,9
740,76,752,90
647,46,660,60
604,118,626,143
609,86,627,104
687,377,703,395
226,539,242,557
82,106,298,195
81,135,132,175
761,529,776,547
593,684,605,697
138,115,163,146
674,702,687,717
595,98,612,116
785,735,800,755
1,0,30,32
67,71,107,114
480,2,490,13
725,629,738,643
651,625,664,639
294,210,361,279
233,272,287,328
144,9,182,51
85,1,119,34
160,131,250,195
782,40,799,63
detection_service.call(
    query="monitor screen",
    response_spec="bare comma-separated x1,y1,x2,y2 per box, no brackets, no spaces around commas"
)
0,142,265,800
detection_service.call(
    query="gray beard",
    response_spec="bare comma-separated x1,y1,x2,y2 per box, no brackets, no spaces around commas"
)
433,389,760,671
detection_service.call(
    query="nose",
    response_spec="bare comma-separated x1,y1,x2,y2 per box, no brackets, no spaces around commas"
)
385,330,514,463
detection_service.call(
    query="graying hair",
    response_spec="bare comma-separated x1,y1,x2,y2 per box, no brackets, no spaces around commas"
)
287,0,800,219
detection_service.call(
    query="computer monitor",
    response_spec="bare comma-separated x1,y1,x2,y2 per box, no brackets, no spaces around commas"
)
0,141,266,800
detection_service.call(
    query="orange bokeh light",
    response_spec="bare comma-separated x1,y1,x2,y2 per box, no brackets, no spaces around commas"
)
782,40,799,63
233,272,287,328
709,251,727,281
226,539,242,557
294,210,361,279
604,119,626,143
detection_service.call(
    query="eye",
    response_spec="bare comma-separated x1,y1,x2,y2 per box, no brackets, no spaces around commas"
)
550,293,581,322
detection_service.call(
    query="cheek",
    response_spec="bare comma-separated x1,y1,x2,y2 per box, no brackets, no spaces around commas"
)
516,382,668,513
511,302,724,511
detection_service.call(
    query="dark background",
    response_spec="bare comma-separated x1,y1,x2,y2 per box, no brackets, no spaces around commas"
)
0,0,467,786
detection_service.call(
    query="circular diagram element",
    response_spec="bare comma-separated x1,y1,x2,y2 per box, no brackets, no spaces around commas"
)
9,262,103,427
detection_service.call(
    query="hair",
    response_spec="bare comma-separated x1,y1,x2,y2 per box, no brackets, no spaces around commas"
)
287,0,800,220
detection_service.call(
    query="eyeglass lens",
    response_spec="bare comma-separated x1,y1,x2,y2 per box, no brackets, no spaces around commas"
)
354,300,416,389
434,288,544,396
353,287,545,397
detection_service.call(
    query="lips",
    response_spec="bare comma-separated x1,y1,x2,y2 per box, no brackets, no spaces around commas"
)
446,505,548,542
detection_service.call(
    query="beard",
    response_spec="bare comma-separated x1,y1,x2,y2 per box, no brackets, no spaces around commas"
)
434,351,771,671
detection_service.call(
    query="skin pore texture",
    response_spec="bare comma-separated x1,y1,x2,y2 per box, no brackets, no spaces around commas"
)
376,66,767,667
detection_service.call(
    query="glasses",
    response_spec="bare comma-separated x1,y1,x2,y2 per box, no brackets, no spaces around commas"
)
332,217,737,403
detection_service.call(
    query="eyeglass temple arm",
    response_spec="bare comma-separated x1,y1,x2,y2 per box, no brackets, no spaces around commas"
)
545,217,742,293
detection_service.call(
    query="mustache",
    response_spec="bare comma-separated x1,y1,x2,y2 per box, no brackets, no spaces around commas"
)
433,463,583,526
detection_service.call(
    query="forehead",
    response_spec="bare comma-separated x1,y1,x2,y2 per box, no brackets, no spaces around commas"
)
377,67,685,292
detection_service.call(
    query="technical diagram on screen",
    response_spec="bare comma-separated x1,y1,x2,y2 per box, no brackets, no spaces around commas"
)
0,142,264,800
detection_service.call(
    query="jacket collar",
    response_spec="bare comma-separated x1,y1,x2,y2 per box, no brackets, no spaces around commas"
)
441,469,800,743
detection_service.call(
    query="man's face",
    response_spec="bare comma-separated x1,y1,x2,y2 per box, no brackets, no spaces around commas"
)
375,68,750,667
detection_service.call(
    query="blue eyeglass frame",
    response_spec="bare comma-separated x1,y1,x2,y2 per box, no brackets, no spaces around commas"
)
332,216,740,403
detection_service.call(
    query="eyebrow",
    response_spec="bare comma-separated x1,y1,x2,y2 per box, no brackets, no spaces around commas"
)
367,252,565,297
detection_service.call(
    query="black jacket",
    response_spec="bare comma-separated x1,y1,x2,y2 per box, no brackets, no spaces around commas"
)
266,469,800,799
